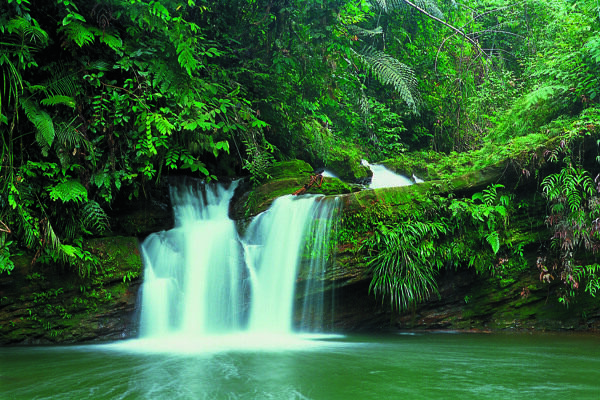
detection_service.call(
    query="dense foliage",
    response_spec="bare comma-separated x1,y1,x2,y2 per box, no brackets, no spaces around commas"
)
1,0,600,314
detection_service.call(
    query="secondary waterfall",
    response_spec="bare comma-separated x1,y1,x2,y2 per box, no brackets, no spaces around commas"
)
138,180,338,341
362,159,414,188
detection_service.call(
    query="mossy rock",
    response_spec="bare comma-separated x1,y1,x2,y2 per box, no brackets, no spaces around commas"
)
230,160,356,219
326,147,372,183
0,236,142,344
380,152,443,181
264,160,314,180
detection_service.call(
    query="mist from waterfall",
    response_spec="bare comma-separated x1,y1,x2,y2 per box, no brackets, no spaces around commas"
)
138,180,339,344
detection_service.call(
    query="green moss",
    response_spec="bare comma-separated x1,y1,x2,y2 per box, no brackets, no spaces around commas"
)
326,146,371,182
264,160,314,180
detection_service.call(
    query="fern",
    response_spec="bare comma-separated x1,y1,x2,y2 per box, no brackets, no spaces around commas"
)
353,46,420,112
372,0,444,20
40,95,76,108
80,201,110,235
60,22,95,47
346,25,383,38
486,231,500,254
20,99,55,155
89,26,124,54
49,180,88,204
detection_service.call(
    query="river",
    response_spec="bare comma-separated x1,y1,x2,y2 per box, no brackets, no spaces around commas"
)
1,332,598,399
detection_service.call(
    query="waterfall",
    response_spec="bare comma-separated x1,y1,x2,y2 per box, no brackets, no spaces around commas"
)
138,180,338,341
139,182,244,337
361,159,413,188
242,195,339,334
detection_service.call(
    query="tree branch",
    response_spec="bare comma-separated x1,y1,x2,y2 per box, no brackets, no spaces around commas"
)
402,0,487,58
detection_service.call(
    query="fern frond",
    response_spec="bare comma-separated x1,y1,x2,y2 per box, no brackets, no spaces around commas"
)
40,95,76,108
353,46,419,112
20,99,55,154
60,22,95,47
42,63,81,99
55,118,83,148
49,180,88,203
486,231,500,254
372,0,444,20
520,84,568,109
346,25,383,38
19,208,39,249
87,26,124,54
80,200,110,235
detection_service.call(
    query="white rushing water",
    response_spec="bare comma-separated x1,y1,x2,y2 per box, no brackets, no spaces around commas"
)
138,180,338,346
361,159,417,188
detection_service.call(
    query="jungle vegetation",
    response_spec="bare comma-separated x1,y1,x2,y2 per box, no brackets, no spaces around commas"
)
1,0,600,313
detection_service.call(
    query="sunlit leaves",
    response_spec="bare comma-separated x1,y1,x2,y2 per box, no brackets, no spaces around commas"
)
49,180,88,203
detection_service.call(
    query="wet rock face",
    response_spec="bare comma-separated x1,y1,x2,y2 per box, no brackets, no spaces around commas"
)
328,269,600,333
0,236,142,345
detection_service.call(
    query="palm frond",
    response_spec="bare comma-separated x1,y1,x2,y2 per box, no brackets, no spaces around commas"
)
366,221,446,311
5,17,49,45
42,63,81,98
0,54,23,118
55,118,84,148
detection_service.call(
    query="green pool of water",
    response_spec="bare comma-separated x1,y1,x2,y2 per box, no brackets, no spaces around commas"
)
1,332,598,399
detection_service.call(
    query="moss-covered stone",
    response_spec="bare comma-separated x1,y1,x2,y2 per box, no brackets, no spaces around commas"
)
326,147,372,183
264,159,314,180
0,236,142,344
230,160,357,218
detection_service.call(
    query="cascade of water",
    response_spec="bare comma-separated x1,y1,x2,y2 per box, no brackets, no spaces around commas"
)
139,181,244,337
362,159,413,189
242,195,339,334
298,197,339,332
138,181,338,341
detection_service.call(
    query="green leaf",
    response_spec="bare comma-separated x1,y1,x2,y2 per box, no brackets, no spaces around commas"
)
49,180,88,203
60,22,94,47
486,231,500,254
40,95,75,108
